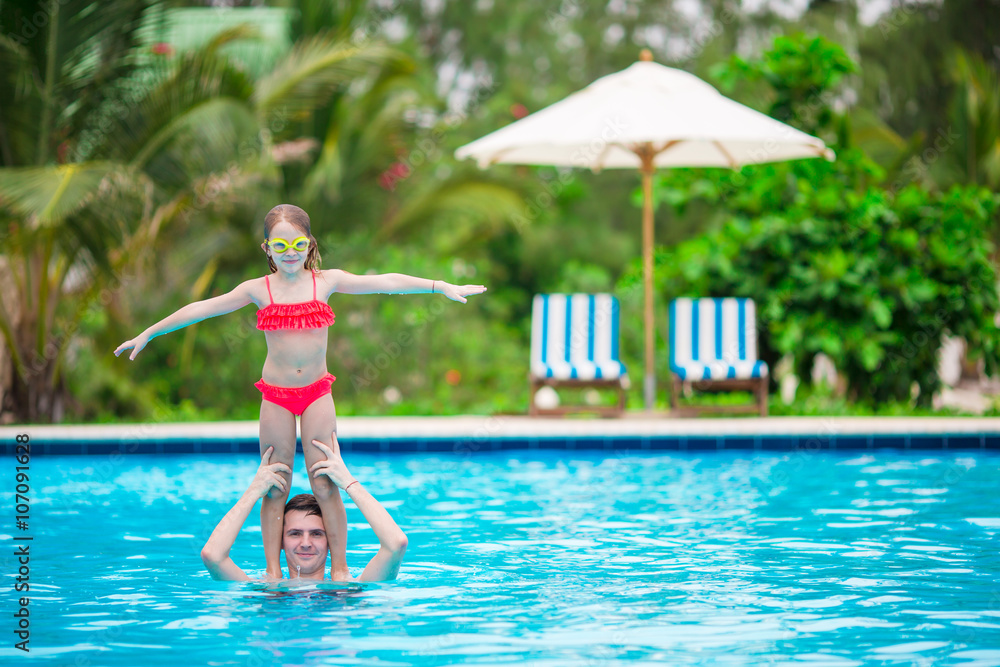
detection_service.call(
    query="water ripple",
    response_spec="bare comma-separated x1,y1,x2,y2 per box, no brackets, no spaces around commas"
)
7,450,997,666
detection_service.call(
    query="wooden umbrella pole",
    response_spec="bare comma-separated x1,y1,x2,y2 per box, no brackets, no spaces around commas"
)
640,146,656,412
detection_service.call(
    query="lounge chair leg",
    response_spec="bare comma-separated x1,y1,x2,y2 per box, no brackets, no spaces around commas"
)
758,377,768,417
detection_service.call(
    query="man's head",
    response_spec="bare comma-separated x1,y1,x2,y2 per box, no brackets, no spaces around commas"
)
282,494,327,579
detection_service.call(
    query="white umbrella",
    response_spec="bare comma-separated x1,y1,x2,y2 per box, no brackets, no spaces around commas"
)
456,51,833,411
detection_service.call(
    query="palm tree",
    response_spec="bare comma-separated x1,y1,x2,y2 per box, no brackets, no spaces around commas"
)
947,49,1000,191
0,0,158,421
273,0,527,251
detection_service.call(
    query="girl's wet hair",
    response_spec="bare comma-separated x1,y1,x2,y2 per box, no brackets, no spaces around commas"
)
263,204,322,273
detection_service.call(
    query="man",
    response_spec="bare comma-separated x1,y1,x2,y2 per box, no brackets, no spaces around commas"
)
201,431,407,582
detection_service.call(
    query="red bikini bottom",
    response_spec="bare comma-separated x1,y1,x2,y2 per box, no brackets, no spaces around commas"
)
254,372,336,415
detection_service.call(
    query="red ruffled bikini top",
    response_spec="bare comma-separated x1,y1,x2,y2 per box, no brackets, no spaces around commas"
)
256,272,335,331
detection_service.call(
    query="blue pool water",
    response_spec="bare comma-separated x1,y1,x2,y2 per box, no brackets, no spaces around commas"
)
2,450,999,665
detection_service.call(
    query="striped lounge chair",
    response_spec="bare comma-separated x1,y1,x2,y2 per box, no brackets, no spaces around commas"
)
529,293,629,416
669,297,769,416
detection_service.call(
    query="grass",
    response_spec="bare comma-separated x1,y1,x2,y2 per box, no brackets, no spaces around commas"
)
671,384,1000,418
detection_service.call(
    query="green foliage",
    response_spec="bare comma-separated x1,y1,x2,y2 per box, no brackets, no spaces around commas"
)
642,30,1000,408
712,32,858,135
5,0,998,422
0,1,484,422
654,182,999,405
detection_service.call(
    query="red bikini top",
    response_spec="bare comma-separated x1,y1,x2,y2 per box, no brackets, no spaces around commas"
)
256,272,336,331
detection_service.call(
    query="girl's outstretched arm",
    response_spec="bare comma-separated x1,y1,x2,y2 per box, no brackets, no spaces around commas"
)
115,279,257,360
327,270,486,304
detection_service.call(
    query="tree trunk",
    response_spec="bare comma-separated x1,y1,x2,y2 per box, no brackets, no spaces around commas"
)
0,340,11,425
3,356,64,423
0,258,69,424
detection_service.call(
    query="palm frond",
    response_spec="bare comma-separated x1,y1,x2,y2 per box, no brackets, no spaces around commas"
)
58,0,153,122
0,162,122,226
202,23,265,55
253,33,400,126
352,79,422,163
300,123,344,205
97,30,256,163
300,65,421,210
382,179,527,249
948,48,1000,188
301,81,413,206
59,171,152,276
131,98,259,192
16,0,154,165
0,33,41,166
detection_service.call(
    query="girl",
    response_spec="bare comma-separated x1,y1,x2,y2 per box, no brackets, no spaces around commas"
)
116,204,486,579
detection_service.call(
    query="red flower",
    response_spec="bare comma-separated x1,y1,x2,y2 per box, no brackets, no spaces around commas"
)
510,103,528,119
378,162,411,190
379,172,399,191
151,42,174,56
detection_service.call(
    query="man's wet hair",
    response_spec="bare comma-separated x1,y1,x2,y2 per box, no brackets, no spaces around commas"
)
284,493,322,517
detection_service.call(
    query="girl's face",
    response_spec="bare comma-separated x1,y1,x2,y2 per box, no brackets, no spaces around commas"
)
263,220,310,275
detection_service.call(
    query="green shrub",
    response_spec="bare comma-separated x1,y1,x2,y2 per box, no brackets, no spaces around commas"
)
651,183,1000,406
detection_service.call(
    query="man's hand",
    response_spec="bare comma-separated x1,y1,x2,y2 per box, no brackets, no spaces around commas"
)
311,432,408,582
201,447,287,582
114,333,151,360
249,446,291,499
438,282,487,304
310,433,356,489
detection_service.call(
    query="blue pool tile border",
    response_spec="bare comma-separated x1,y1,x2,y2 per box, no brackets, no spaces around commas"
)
948,434,982,449
4,431,999,455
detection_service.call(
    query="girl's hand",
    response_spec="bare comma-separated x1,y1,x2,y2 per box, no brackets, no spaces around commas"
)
249,447,291,500
309,433,356,490
114,334,151,360
438,282,487,304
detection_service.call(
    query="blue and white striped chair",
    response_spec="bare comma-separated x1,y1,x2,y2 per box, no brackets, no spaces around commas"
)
529,294,629,416
669,297,769,416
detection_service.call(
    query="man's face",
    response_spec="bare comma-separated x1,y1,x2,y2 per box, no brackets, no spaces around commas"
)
282,510,328,579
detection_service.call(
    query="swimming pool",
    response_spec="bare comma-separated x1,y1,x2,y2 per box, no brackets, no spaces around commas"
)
3,450,999,665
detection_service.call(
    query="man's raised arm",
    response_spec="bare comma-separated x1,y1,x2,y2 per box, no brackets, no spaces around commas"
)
310,435,408,582
201,447,290,581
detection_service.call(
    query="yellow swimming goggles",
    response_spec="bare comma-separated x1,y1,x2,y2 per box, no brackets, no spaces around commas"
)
266,236,311,253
